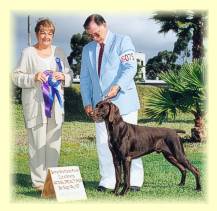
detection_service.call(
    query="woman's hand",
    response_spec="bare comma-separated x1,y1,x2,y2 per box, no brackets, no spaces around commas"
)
35,71,47,83
53,72,65,81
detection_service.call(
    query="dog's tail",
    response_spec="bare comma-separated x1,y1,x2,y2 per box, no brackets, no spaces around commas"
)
174,129,186,134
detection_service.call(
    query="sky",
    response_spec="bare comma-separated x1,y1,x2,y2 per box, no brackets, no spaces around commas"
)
12,11,177,66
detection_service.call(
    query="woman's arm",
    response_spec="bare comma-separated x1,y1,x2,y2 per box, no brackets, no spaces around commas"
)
12,48,37,88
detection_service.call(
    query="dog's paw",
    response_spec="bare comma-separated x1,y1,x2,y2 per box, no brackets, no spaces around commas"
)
119,188,129,196
195,186,202,192
178,182,185,187
112,190,119,195
116,192,125,196
112,187,120,195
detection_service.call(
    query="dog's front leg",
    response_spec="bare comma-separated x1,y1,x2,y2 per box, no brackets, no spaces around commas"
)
120,157,131,195
110,148,122,195
113,159,122,195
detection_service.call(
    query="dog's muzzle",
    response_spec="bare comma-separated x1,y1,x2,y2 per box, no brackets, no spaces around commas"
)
92,110,104,123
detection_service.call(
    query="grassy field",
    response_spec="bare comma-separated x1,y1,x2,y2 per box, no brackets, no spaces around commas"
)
11,85,207,203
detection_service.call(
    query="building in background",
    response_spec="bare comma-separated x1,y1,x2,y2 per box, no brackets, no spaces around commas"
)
134,52,166,85
135,52,146,82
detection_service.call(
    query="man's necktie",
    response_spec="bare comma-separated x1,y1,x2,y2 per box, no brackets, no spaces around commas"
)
98,43,105,77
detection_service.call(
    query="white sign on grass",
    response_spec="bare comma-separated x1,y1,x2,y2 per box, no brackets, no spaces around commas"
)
42,166,87,202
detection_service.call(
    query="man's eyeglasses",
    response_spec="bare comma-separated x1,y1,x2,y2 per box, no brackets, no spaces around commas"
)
87,29,101,39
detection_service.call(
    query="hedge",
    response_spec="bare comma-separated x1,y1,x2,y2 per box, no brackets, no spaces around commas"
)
11,84,157,120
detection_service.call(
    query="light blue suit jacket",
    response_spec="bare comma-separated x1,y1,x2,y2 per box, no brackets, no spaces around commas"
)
80,31,140,115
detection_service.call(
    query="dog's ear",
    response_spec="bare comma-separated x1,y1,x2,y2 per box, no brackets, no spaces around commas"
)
108,104,116,122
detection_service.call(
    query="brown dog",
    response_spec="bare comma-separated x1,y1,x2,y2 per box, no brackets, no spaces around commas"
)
93,100,201,195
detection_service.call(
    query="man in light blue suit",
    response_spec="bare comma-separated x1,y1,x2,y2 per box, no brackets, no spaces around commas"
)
80,14,144,192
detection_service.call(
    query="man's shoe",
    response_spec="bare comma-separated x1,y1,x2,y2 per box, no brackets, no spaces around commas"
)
97,186,109,192
130,186,140,192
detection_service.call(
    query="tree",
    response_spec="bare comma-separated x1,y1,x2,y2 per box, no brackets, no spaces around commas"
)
145,60,206,142
67,31,91,76
146,50,180,79
152,11,207,60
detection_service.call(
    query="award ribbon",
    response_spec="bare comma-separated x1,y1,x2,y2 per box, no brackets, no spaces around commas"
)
41,57,64,118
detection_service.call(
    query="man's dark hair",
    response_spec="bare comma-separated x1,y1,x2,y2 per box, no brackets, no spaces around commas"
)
83,14,106,29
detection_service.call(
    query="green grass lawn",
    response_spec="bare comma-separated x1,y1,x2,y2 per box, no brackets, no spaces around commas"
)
11,87,207,203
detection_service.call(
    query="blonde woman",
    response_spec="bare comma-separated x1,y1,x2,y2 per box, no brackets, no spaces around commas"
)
12,18,73,191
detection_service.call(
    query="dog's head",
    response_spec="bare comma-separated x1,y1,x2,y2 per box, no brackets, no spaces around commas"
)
93,100,121,123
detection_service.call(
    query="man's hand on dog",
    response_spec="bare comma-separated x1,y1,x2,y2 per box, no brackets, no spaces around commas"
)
84,105,94,118
84,85,120,119
106,85,120,99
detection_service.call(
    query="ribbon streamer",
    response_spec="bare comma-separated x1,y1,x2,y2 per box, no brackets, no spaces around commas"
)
41,57,63,118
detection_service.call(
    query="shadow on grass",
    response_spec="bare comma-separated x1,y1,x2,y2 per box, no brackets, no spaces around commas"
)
12,173,41,198
12,173,32,187
138,118,193,124
12,174,99,198
83,180,99,191
82,180,181,192
142,181,176,189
